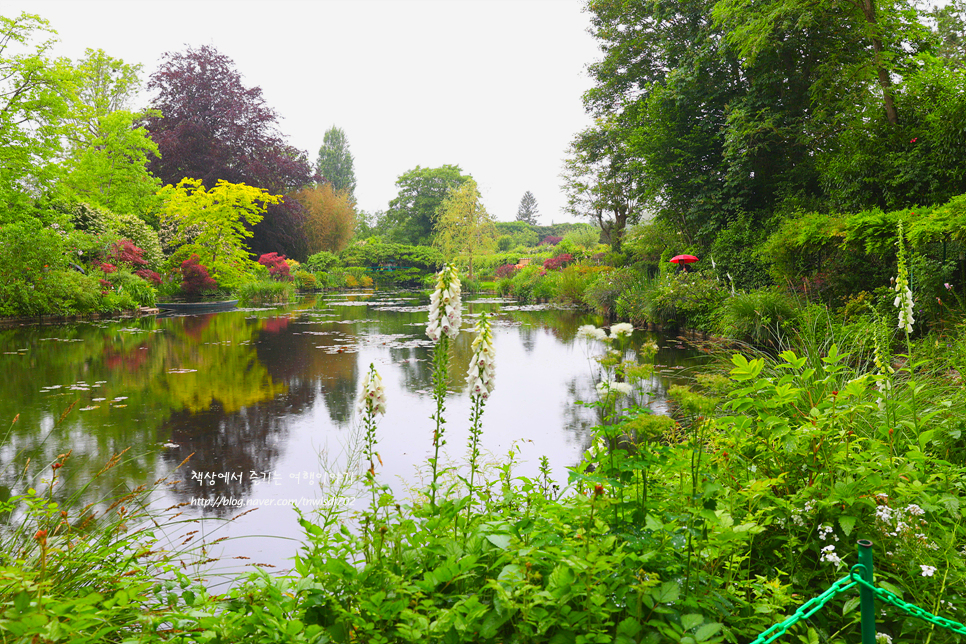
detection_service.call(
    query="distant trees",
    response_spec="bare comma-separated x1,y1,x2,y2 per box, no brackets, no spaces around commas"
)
316,126,357,198
434,179,495,278
145,45,313,258
515,191,540,225
384,165,471,246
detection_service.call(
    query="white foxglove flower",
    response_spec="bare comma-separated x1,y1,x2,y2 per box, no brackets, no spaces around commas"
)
466,313,496,399
894,278,915,334
427,264,462,342
357,364,386,417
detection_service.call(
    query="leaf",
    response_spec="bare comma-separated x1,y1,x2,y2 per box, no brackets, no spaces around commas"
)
486,534,511,550
651,580,680,603
838,515,857,537
695,622,722,642
843,595,861,615
681,614,704,631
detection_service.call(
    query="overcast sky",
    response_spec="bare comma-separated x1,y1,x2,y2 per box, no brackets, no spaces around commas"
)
2,0,600,224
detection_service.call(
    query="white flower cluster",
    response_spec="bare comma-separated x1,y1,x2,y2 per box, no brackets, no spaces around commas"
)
467,314,496,399
577,324,607,341
818,524,838,542
791,500,815,527
577,323,635,342
820,544,842,565
596,380,633,398
427,264,462,342
610,322,634,338
356,365,387,417
921,564,937,577
876,633,893,644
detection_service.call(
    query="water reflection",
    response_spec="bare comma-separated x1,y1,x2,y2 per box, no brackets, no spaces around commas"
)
0,290,706,566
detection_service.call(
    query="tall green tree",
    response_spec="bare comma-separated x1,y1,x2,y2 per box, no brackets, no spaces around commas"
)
562,119,641,252
385,165,471,246
316,126,357,198
515,191,540,225
434,179,495,278
61,49,161,219
0,12,73,221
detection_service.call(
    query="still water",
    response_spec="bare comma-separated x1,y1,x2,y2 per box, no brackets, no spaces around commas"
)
0,290,702,575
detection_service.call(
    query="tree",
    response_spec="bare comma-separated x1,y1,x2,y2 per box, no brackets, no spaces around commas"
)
316,126,357,198
515,191,540,225
384,165,471,245
158,178,282,289
0,13,73,220
292,184,356,255
562,120,640,252
61,49,162,219
145,45,313,257
434,179,495,278
62,110,162,219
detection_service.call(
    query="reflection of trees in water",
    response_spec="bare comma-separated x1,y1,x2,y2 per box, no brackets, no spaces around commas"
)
519,324,537,354
393,346,432,392
254,316,360,426
162,377,319,517
562,376,598,460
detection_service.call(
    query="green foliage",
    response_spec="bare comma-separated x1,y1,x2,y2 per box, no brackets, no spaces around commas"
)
236,279,295,305
623,273,729,332
716,288,800,344
304,250,341,272
384,165,471,245
316,125,357,197
562,225,602,250
582,267,639,318
0,13,72,220
159,178,281,289
340,240,442,271
708,212,774,290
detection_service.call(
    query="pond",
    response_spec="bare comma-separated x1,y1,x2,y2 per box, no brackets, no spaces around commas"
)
0,289,704,577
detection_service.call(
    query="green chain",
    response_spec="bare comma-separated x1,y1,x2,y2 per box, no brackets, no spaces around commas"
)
849,564,966,637
747,576,858,644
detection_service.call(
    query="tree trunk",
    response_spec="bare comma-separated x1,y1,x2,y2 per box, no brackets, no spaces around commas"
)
860,0,899,125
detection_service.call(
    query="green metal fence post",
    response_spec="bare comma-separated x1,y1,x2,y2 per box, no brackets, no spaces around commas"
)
858,539,876,644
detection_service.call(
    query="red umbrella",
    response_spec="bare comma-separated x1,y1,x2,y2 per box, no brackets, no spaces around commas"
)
669,255,699,264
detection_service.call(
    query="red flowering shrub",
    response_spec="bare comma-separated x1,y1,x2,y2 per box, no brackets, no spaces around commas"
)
135,269,162,286
181,254,218,295
258,252,292,281
108,239,148,267
495,264,519,280
539,235,562,246
543,254,574,271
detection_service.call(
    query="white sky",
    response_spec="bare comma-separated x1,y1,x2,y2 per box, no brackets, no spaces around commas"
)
2,0,600,223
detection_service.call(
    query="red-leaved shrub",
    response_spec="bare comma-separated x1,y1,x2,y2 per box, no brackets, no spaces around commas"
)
539,236,562,246
108,239,148,267
258,252,292,281
181,254,217,295
495,264,519,280
135,269,162,286
543,254,574,271
99,262,117,274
